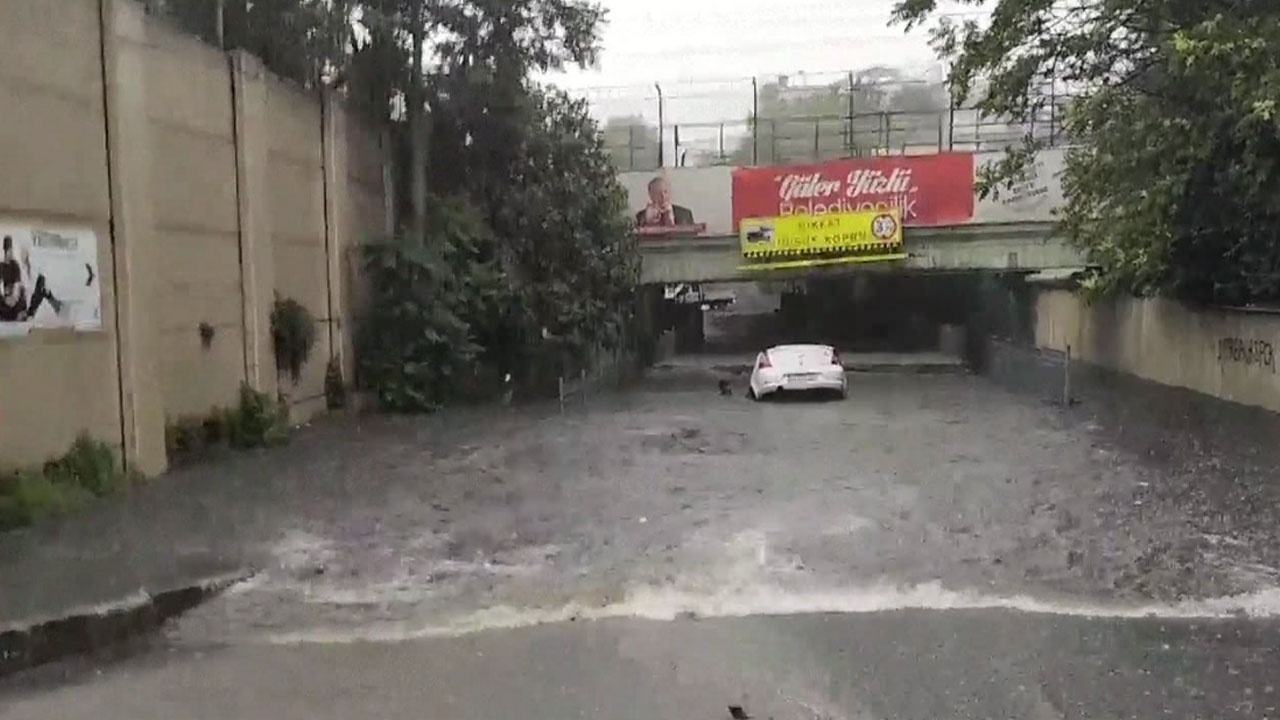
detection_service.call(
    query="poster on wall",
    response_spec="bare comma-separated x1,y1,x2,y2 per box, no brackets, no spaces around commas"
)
737,208,906,271
0,222,102,339
732,152,977,229
617,166,733,238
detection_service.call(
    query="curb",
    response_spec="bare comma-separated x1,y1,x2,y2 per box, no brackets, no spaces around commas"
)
847,363,969,374
0,569,252,678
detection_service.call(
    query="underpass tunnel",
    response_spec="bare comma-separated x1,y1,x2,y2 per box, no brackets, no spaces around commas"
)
647,273,1037,367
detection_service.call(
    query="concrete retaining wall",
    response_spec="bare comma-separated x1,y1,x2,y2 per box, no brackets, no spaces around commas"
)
1034,289,1280,414
0,0,388,474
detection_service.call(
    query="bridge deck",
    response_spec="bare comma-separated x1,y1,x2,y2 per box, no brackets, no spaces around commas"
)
638,222,1085,283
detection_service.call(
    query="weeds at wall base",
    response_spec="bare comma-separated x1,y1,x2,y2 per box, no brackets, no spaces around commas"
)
165,383,292,467
0,435,136,533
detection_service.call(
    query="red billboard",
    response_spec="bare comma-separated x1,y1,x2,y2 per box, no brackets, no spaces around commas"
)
731,152,977,229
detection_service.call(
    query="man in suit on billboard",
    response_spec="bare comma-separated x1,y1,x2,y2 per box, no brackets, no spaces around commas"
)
636,176,695,227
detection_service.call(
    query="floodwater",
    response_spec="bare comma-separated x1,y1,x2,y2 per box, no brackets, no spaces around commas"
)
4,303,1280,718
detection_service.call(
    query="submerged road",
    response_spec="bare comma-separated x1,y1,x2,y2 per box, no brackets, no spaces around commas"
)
4,353,1280,718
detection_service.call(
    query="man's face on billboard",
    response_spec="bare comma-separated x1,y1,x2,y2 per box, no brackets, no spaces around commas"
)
648,178,670,207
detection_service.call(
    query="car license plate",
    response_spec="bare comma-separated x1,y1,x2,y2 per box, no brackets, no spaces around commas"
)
786,373,818,382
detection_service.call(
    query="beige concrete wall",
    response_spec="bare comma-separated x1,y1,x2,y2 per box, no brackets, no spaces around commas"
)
265,75,330,419
1036,290,1280,413
142,16,246,419
0,0,387,472
334,104,387,386
0,0,121,467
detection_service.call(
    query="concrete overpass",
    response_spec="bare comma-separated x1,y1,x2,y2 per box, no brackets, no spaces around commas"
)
638,221,1084,284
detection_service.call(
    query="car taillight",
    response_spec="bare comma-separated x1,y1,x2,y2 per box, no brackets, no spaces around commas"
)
831,350,843,367
759,354,772,369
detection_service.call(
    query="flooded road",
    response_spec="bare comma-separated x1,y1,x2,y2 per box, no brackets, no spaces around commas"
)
134,363,1276,648
4,350,1280,718
4,611,1279,719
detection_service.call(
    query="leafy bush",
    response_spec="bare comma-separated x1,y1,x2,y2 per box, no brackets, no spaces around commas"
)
165,415,205,461
359,196,509,412
325,356,346,410
0,435,132,532
271,295,317,384
227,383,289,449
165,389,289,465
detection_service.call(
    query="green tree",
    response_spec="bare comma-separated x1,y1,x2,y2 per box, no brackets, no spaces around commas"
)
159,0,641,406
893,0,1280,306
153,0,349,86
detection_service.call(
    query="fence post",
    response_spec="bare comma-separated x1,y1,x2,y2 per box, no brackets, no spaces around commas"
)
947,66,957,151
751,76,759,164
581,368,588,406
1063,344,1072,407
628,124,636,171
846,70,855,157
558,375,564,413
655,82,664,167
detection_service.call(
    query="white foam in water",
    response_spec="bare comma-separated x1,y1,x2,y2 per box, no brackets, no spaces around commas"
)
262,580,1280,646
248,525,1280,645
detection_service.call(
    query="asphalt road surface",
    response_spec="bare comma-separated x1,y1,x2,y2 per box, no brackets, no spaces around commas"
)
3,356,1279,719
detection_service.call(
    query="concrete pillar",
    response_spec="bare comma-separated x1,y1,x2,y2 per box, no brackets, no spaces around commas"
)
939,324,966,357
634,284,659,367
674,304,705,354
230,50,277,398
100,0,167,476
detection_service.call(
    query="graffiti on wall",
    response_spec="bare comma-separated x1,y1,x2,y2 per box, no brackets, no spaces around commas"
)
1216,336,1275,373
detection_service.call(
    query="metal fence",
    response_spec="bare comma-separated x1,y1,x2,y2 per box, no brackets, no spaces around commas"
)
556,346,635,412
983,337,1075,407
576,70,1073,171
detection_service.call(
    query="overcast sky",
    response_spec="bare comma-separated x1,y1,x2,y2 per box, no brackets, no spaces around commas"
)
543,0,984,126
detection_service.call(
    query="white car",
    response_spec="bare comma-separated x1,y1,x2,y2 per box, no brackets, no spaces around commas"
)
748,344,847,400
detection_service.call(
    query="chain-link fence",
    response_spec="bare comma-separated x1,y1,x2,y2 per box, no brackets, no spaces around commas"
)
575,70,1073,171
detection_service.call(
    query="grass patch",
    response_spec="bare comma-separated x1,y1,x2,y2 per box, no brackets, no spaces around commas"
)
0,435,135,533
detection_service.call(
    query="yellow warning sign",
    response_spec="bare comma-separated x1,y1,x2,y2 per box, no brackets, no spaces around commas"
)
738,208,903,259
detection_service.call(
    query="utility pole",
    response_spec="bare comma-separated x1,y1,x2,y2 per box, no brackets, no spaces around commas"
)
408,0,428,239
215,0,225,49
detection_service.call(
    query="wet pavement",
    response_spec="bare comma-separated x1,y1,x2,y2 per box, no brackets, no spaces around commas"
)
4,340,1280,717
4,610,1278,719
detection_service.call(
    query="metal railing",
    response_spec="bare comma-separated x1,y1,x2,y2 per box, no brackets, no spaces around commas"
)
581,71,1073,171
